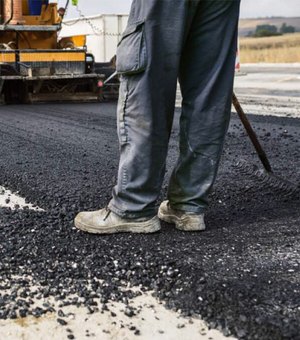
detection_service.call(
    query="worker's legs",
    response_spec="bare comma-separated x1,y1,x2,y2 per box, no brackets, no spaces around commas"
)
167,0,241,213
108,0,198,218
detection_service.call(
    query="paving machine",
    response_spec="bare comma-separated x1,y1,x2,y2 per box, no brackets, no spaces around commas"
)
0,0,105,103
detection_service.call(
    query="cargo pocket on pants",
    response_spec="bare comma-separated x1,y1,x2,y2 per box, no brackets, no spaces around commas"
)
116,20,147,76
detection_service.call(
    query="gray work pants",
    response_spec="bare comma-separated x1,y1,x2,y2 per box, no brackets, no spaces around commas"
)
109,0,241,218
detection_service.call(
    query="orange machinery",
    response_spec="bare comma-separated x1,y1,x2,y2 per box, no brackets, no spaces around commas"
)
0,0,104,103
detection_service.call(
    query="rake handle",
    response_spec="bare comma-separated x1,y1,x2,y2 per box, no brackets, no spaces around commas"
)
232,92,273,173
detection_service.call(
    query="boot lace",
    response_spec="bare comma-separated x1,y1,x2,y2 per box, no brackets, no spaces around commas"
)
103,207,111,221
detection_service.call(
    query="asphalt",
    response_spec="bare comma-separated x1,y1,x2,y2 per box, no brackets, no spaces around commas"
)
0,102,299,339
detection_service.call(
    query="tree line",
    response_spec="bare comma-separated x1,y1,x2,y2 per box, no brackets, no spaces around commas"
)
248,23,296,38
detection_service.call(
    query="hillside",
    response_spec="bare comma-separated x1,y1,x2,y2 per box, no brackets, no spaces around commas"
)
239,17,300,36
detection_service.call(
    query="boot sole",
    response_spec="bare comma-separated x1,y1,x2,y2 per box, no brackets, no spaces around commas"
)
74,216,161,235
158,209,206,232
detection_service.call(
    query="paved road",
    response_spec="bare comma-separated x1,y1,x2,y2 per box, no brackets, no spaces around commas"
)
176,64,300,118
236,64,300,97
0,102,299,339
234,64,300,118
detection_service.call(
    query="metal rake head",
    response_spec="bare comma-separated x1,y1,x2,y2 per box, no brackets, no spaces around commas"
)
235,160,299,197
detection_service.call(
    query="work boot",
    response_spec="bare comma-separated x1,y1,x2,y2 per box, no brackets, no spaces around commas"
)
158,201,206,231
74,208,161,234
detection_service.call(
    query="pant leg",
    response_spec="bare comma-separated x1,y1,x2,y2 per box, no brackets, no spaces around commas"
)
108,0,198,218
168,0,241,213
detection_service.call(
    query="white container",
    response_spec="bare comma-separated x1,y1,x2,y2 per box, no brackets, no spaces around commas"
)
60,14,129,62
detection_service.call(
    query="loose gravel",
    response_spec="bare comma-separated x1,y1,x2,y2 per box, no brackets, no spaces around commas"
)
0,103,299,339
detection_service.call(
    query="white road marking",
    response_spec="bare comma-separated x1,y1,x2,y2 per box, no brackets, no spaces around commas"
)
0,186,43,211
0,277,235,340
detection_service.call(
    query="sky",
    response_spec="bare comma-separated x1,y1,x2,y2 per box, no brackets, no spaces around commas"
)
58,0,300,19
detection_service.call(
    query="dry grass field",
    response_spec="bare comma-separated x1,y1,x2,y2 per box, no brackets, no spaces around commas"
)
240,33,300,63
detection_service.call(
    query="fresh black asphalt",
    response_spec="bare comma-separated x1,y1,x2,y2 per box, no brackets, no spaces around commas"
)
0,103,299,339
